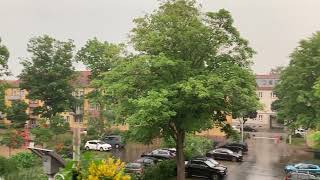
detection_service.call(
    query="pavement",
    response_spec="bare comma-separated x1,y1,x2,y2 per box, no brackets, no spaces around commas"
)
223,135,286,180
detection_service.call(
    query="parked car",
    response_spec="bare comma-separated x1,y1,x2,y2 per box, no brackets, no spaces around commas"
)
141,148,176,160
206,148,243,162
285,163,320,175
218,143,247,153
101,135,125,148
135,157,161,167
284,172,317,180
84,140,112,151
225,142,248,153
243,126,257,132
295,128,307,136
185,157,227,180
124,162,144,175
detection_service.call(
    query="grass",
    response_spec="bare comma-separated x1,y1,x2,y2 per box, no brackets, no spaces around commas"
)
290,137,306,146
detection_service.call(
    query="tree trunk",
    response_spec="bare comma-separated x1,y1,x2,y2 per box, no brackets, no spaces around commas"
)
175,130,185,180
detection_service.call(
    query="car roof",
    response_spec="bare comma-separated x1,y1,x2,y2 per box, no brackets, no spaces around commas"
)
214,148,233,152
87,140,100,142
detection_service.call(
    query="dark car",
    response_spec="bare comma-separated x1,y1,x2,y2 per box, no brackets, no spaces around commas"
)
218,143,246,154
141,149,175,160
124,162,144,175
224,142,248,153
101,135,125,148
206,148,243,162
186,157,227,180
135,157,161,167
243,126,257,132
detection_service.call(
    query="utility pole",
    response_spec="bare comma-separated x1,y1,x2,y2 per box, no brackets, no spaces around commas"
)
73,105,82,164
241,118,244,142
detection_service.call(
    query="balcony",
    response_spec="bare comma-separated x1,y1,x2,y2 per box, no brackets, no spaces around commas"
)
7,95,22,101
29,114,38,119
29,103,39,108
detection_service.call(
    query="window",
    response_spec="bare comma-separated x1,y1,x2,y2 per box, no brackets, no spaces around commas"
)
66,116,70,122
79,90,84,96
268,80,273,85
271,92,276,98
258,115,263,121
89,103,96,110
258,92,263,98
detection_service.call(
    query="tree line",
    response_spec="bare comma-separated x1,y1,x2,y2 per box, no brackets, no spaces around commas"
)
0,1,262,179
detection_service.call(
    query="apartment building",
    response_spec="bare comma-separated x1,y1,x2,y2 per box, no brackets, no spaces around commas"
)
1,71,99,129
238,74,280,129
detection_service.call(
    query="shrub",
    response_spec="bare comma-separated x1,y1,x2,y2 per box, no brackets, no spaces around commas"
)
141,160,176,180
3,165,46,180
162,134,213,160
0,156,18,175
10,152,40,169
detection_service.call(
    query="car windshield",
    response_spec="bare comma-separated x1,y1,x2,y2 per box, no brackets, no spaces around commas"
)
205,160,216,168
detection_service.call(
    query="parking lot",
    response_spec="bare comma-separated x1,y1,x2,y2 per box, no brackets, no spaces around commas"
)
107,131,314,179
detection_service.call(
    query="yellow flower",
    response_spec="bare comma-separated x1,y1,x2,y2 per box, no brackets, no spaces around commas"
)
86,158,131,180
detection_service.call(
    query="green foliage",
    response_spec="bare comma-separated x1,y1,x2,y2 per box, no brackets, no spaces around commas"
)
162,134,213,160
50,115,70,135
87,117,107,138
30,127,53,147
19,35,76,118
141,160,176,180
275,32,320,128
0,38,10,77
0,83,8,114
6,100,28,128
95,1,258,178
0,130,24,156
76,37,123,80
0,156,18,175
10,152,40,169
3,165,47,180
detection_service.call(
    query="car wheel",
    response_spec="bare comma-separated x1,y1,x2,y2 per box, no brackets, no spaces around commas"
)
211,174,219,180
232,157,237,162
115,144,120,149
100,147,104,152
85,146,90,150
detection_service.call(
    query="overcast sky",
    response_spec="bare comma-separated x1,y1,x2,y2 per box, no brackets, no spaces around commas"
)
1,0,320,79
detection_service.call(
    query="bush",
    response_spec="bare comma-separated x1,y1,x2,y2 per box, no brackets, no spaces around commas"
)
141,160,176,180
0,156,18,175
10,152,40,169
3,165,46,180
162,134,213,160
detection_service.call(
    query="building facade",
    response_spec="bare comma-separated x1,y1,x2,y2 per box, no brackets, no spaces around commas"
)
0,71,99,129
237,74,280,129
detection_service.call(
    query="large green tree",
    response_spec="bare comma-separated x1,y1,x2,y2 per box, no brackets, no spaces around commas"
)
19,35,76,119
77,38,123,129
0,38,10,77
275,32,320,129
76,38,123,79
6,100,28,128
95,1,258,179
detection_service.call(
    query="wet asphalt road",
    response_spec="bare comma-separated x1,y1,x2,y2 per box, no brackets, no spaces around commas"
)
223,134,286,180
111,131,312,180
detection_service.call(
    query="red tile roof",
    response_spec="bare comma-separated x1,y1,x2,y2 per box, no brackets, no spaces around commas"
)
255,74,279,79
72,71,92,87
0,80,20,88
1,71,93,88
